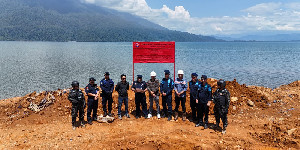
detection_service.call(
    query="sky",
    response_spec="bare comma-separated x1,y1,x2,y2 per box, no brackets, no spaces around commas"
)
83,0,300,36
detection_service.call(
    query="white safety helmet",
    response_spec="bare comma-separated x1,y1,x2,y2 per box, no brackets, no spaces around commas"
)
150,71,156,76
178,70,184,75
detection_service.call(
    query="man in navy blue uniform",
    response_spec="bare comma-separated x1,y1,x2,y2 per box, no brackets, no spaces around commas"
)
160,70,174,121
213,79,230,134
131,75,148,119
195,75,212,129
68,81,86,130
189,73,200,122
85,77,99,125
100,72,114,117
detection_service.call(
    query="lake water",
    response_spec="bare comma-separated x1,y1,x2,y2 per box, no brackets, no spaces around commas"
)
0,41,299,99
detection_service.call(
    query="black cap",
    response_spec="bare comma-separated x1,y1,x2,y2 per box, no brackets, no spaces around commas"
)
71,81,79,87
89,77,96,81
104,72,110,75
201,75,207,80
137,75,142,78
164,70,170,74
191,73,198,77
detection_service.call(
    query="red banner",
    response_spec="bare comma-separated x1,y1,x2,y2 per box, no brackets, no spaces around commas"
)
133,42,175,63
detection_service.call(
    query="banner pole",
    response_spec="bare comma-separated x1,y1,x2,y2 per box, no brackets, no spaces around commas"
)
133,63,134,82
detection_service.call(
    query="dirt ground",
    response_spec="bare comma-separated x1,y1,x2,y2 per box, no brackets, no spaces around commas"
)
0,79,299,149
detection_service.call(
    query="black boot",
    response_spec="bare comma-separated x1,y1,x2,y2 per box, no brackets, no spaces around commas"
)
167,114,172,121
195,122,203,127
204,124,208,129
174,112,178,121
214,123,220,129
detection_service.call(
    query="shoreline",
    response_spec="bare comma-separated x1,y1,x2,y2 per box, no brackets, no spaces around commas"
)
0,79,299,149
1,78,298,101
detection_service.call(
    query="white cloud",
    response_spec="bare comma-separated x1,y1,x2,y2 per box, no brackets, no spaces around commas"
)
83,0,300,35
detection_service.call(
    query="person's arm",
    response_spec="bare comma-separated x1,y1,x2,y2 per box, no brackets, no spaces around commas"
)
225,91,231,113
126,82,129,90
174,80,178,95
207,85,213,106
160,81,163,94
143,82,147,93
100,80,105,94
131,82,136,92
110,81,114,93
179,79,188,95
68,92,75,102
146,81,152,92
115,82,119,92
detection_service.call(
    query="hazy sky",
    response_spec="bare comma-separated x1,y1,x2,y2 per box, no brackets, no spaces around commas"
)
84,0,300,36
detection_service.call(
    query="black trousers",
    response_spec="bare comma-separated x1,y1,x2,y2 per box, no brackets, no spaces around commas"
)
197,103,209,124
102,94,113,113
162,94,172,115
87,99,98,121
190,97,197,119
135,93,148,117
175,96,186,113
71,104,84,125
214,107,228,128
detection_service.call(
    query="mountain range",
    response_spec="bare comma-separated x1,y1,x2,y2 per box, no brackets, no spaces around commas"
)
0,0,220,42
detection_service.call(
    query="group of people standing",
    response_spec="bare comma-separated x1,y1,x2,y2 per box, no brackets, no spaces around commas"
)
68,70,230,134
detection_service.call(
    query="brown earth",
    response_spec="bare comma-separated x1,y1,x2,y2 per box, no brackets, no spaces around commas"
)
0,79,299,149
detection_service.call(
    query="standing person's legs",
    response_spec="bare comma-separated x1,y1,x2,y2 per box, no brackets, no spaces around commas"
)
141,95,148,118
79,105,84,122
214,108,221,127
181,97,186,113
162,96,167,117
167,95,172,115
108,95,113,114
190,98,196,121
149,96,154,115
135,95,141,117
124,97,129,115
204,104,209,125
102,96,107,114
87,99,93,122
154,95,160,115
117,97,123,116
71,105,78,126
92,100,98,120
198,103,204,124
174,96,180,112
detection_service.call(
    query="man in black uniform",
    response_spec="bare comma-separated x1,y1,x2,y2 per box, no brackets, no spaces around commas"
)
213,79,230,134
68,81,86,130
195,75,212,129
85,77,99,125
131,75,148,119
189,73,200,122
115,74,130,119
100,72,114,117
160,70,174,121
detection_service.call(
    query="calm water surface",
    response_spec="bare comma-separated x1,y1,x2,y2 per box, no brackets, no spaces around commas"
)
0,41,299,99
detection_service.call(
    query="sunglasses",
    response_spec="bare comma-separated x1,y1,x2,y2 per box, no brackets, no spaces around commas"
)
122,78,126,80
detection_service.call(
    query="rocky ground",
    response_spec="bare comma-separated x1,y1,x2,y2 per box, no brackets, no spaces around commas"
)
0,79,299,149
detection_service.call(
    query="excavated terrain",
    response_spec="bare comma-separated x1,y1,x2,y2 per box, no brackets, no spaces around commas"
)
0,79,299,149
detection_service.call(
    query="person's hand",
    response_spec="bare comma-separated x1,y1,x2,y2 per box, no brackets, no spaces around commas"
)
150,91,154,95
196,99,198,104
207,101,211,106
152,94,156,97
163,93,166,96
